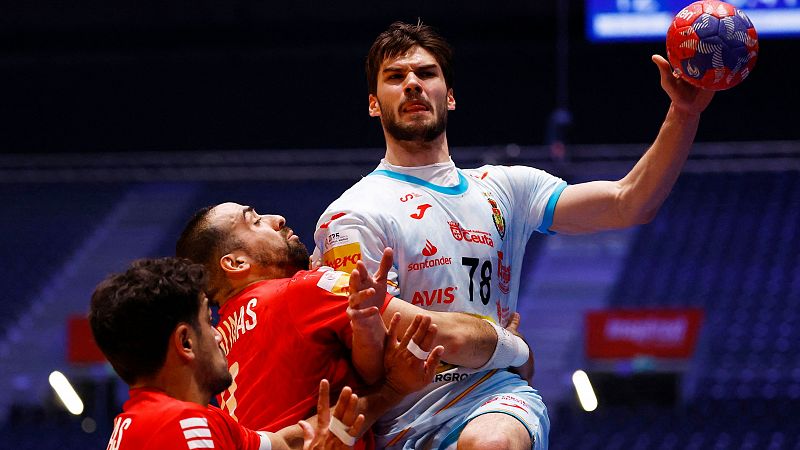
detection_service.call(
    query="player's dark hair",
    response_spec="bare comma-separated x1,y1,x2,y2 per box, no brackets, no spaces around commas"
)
366,20,454,95
176,205,243,302
89,257,207,385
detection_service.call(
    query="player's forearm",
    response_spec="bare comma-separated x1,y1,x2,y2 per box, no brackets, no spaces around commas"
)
354,382,405,432
617,104,701,224
269,425,305,450
427,311,497,368
351,315,386,385
382,301,497,368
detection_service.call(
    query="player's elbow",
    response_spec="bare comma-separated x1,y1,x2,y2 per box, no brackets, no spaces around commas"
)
637,207,660,224
617,193,660,227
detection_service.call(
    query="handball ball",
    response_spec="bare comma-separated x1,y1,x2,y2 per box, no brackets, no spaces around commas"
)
666,0,758,90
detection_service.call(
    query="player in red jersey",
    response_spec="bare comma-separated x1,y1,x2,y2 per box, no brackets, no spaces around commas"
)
175,202,532,438
89,257,365,450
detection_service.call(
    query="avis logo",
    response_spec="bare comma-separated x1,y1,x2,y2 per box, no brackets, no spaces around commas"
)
422,240,437,256
410,204,432,220
497,251,511,294
412,287,456,306
448,221,494,247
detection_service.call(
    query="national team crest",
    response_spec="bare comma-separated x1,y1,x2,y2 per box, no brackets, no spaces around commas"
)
448,221,464,240
484,193,506,239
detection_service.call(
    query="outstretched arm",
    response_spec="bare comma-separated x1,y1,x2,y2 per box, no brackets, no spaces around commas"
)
355,312,444,430
350,248,529,370
270,379,366,450
550,55,715,234
347,248,395,385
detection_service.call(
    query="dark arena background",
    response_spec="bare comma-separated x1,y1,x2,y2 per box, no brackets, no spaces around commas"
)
2,1,799,448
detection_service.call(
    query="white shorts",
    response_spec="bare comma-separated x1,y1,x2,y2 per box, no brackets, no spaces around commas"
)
376,370,549,450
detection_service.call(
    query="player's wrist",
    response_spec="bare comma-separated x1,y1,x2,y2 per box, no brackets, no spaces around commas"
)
668,102,704,120
477,320,530,371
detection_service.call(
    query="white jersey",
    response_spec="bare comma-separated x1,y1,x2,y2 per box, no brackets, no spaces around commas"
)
313,159,565,447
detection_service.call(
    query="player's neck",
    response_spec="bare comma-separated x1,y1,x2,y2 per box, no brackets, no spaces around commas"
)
384,132,450,167
132,367,210,406
222,266,299,302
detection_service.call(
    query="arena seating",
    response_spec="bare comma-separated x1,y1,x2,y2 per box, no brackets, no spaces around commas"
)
609,172,800,402
0,183,128,335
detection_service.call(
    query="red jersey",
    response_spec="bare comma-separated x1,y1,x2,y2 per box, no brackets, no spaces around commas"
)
106,388,266,450
215,268,389,432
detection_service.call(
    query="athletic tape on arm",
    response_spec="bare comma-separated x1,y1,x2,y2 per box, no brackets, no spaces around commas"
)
476,320,530,371
406,339,431,360
328,416,357,446
256,431,272,450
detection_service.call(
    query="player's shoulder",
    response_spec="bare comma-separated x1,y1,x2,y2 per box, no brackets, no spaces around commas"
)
290,267,350,297
462,164,515,179
129,391,211,429
117,390,225,449
463,164,558,186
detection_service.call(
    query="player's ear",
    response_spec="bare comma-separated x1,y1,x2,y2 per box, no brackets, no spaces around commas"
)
220,251,250,277
368,94,381,117
447,88,456,111
173,324,195,362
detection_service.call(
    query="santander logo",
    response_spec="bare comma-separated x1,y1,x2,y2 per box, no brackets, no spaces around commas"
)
422,240,437,257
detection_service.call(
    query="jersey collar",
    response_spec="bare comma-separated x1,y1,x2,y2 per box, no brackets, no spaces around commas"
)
368,169,469,195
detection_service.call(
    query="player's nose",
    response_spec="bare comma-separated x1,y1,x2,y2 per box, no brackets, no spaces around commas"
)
404,73,423,93
265,215,286,231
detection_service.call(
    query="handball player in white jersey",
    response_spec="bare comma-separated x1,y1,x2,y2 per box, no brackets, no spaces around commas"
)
314,21,714,450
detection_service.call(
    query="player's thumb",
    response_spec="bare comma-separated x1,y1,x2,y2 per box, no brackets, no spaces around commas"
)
298,420,315,449
652,54,677,82
505,312,521,332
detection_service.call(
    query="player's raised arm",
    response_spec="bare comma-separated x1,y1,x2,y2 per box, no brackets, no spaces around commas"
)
270,379,366,450
549,54,715,235
347,248,396,385
355,312,444,428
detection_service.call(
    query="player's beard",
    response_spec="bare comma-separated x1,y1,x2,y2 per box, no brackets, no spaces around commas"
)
381,96,448,143
197,329,234,397
285,238,310,272
203,363,233,398
251,228,310,274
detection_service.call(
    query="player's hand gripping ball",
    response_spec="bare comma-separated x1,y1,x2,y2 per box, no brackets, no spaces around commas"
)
666,0,758,90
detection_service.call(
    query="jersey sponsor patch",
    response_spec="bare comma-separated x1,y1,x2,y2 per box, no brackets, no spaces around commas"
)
316,270,350,296
411,286,456,306
407,256,452,272
322,242,362,273
323,229,358,249
448,221,494,247
497,251,511,295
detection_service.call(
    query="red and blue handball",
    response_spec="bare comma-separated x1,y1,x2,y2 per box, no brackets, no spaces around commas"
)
666,0,759,91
